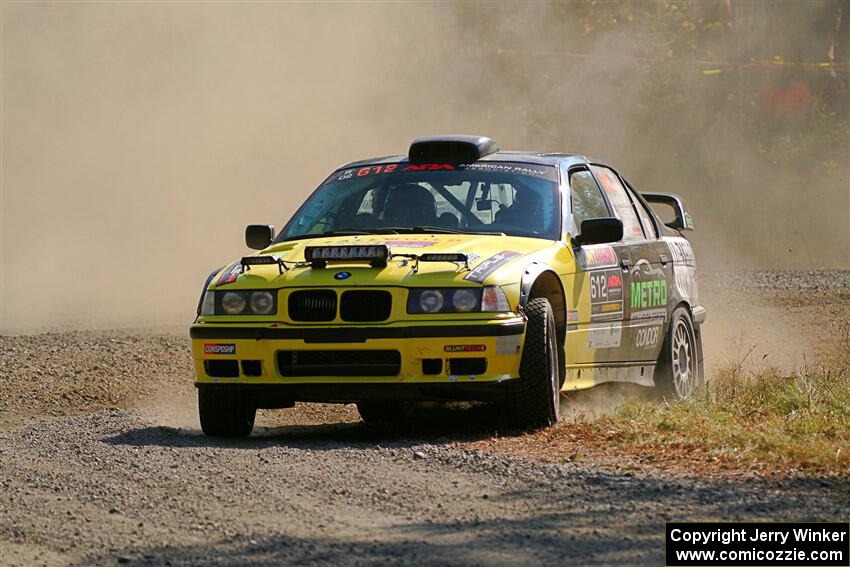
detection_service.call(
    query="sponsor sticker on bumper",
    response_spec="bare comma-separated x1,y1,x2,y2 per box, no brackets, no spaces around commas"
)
204,343,236,355
444,344,486,353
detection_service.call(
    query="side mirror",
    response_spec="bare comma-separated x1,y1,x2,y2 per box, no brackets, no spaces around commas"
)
245,224,275,250
574,217,623,246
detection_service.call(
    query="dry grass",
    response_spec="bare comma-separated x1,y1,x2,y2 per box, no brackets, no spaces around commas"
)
606,365,850,475
478,358,850,477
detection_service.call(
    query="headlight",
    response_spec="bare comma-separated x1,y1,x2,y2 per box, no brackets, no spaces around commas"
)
200,290,278,315
408,287,510,314
419,290,445,313
250,291,275,314
451,289,478,312
222,292,247,314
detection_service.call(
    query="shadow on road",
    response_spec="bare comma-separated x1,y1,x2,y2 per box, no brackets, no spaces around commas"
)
105,401,510,450
106,383,656,450
68,474,850,567
70,521,658,566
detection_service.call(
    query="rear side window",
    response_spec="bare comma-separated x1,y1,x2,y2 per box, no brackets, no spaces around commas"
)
630,192,657,239
590,165,645,241
569,169,610,231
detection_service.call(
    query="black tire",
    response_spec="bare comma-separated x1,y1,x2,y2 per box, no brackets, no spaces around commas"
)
506,297,561,428
653,306,704,400
198,388,256,438
356,401,405,425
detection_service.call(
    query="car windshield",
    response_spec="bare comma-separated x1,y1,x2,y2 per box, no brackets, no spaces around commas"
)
277,162,561,242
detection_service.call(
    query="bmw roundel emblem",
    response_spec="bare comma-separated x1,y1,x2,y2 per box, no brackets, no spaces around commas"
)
334,271,352,280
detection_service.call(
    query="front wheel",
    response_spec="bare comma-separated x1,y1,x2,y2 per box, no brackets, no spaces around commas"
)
506,297,561,429
653,306,704,400
198,388,256,438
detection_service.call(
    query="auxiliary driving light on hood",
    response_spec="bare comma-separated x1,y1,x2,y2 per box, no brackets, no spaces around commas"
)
304,245,389,269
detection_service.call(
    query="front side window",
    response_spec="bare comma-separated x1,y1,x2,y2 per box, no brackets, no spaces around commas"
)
569,169,610,232
277,162,561,241
589,165,645,241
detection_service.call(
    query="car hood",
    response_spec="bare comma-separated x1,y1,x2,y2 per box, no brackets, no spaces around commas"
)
208,233,557,289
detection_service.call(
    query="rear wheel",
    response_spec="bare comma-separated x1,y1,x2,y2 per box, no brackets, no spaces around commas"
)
653,306,703,399
506,297,561,428
198,388,256,438
356,401,405,425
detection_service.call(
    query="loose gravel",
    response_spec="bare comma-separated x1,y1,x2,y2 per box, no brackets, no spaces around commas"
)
1,410,847,567
1,271,848,566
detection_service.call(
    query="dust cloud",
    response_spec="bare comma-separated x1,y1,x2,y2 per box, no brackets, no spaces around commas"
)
2,2,848,342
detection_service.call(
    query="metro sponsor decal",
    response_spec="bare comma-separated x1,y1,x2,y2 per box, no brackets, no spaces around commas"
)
204,343,236,355
631,280,668,309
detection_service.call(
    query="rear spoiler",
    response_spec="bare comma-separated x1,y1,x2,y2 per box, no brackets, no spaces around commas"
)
641,192,695,231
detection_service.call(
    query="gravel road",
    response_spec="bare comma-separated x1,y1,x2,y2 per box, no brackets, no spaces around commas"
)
1,271,848,566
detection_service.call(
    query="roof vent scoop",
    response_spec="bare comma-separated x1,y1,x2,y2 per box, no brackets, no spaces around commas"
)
408,135,499,164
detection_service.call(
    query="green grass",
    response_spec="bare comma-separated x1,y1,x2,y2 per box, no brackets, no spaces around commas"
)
594,365,850,475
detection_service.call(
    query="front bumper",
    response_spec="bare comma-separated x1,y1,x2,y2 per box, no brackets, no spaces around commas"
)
190,318,526,402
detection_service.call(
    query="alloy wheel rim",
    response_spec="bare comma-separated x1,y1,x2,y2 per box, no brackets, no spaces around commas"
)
547,316,560,419
671,318,695,399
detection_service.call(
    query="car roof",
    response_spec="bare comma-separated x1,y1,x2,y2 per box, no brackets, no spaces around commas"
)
339,151,595,170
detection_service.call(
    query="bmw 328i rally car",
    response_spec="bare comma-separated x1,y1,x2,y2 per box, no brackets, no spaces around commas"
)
191,135,704,437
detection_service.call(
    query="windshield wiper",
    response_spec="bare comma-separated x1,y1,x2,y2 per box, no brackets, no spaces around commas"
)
281,225,507,242
280,228,401,242
386,226,507,236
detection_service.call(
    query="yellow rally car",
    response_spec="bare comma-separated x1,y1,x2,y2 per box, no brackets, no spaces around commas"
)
190,136,705,437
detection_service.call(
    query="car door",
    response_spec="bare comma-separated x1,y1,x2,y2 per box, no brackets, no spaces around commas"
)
589,165,673,364
566,167,626,373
